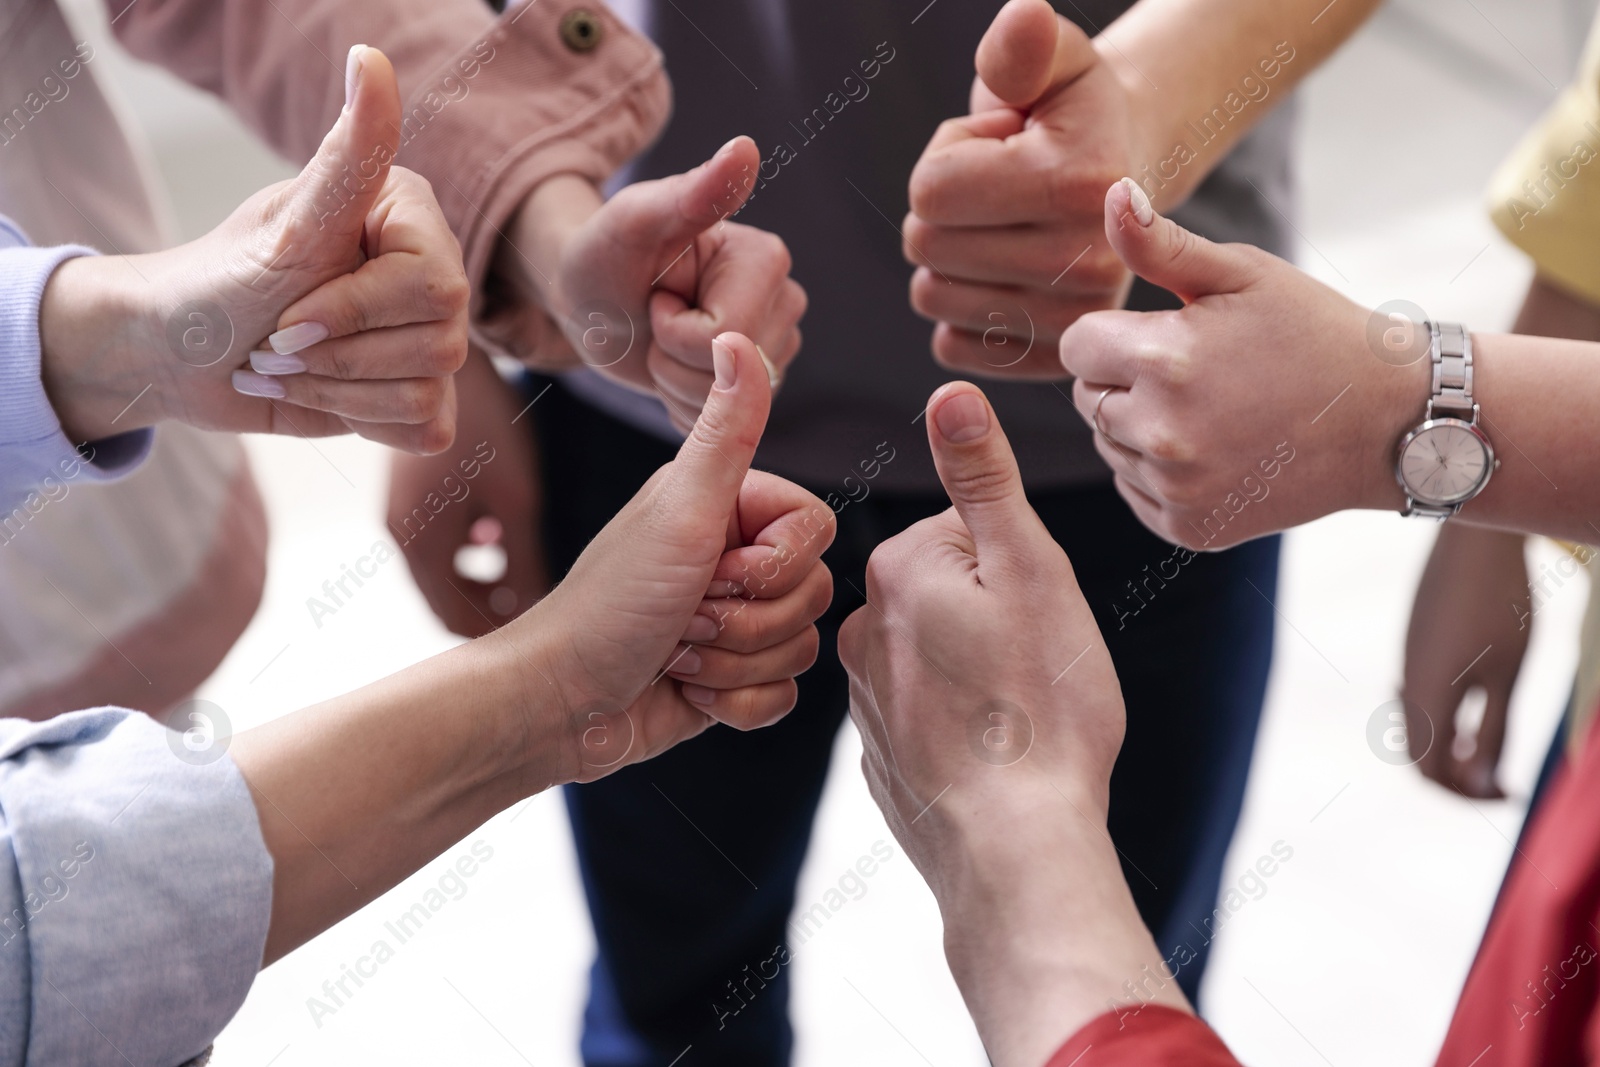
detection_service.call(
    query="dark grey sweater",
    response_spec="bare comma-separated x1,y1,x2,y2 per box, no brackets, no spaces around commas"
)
610,0,1296,492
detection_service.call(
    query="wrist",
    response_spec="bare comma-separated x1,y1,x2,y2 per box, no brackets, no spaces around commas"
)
489,594,599,793
1097,38,1171,211
935,788,1180,1067
501,174,605,324
37,254,165,441
933,772,1108,962
1356,321,1491,518
1341,306,1433,513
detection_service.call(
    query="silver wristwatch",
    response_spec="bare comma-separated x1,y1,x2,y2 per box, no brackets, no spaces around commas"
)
1394,322,1498,519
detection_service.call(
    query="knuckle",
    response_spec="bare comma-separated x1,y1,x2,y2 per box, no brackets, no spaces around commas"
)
808,564,835,621
945,462,1016,507
325,342,359,383
722,693,757,731
1078,249,1130,292
784,283,809,329
295,375,333,410
1164,222,1198,272
1157,470,1204,509
863,542,905,603
735,606,769,653
792,627,821,674
684,395,745,454
1158,347,1196,388
421,322,468,376
930,328,971,371
907,157,948,219
760,231,793,275
415,415,456,455
1132,342,1177,386
1042,166,1114,221
907,270,942,320
401,378,447,423
901,214,933,263
765,680,800,723
1146,432,1193,464
423,265,471,319
837,614,863,675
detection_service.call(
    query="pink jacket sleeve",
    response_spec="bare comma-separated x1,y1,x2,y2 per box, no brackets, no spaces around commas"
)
107,0,670,361
1046,1006,1243,1066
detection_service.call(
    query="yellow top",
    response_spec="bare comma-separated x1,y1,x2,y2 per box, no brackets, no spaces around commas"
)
1488,17,1600,304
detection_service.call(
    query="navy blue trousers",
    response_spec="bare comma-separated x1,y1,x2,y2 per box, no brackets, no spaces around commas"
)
531,383,1280,1066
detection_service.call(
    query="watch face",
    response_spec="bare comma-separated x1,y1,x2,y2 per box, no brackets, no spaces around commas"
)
1398,420,1493,506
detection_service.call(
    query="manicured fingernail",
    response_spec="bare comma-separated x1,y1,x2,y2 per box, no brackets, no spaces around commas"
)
683,615,721,643
249,349,307,375
682,683,716,708
712,335,738,389
935,391,989,443
344,45,366,111
269,321,329,354
669,646,702,676
232,370,286,398
755,344,780,389
1121,177,1154,227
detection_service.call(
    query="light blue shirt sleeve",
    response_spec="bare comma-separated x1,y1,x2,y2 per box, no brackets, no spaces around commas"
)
0,216,153,512
0,709,273,1067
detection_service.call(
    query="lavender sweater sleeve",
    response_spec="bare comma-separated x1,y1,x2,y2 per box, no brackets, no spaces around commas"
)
0,709,274,1067
0,217,152,512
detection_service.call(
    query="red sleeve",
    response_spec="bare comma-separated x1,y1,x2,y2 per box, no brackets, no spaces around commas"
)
1046,1006,1242,1066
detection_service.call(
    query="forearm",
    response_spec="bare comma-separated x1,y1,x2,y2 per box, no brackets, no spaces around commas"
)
940,789,1186,1067
230,632,564,962
1103,0,1381,210
1425,522,1528,588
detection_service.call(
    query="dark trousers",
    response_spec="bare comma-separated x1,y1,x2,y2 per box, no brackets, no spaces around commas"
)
531,381,1280,1066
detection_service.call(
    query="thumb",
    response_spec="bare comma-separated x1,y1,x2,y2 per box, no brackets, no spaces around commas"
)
925,382,1041,567
288,45,402,241
620,136,761,273
657,331,773,523
975,0,1097,109
1103,177,1261,302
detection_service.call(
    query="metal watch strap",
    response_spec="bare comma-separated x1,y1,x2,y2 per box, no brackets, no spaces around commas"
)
1428,321,1474,418
1405,322,1474,519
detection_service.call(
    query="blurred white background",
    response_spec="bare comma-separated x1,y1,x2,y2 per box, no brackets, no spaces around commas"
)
60,0,1600,1062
